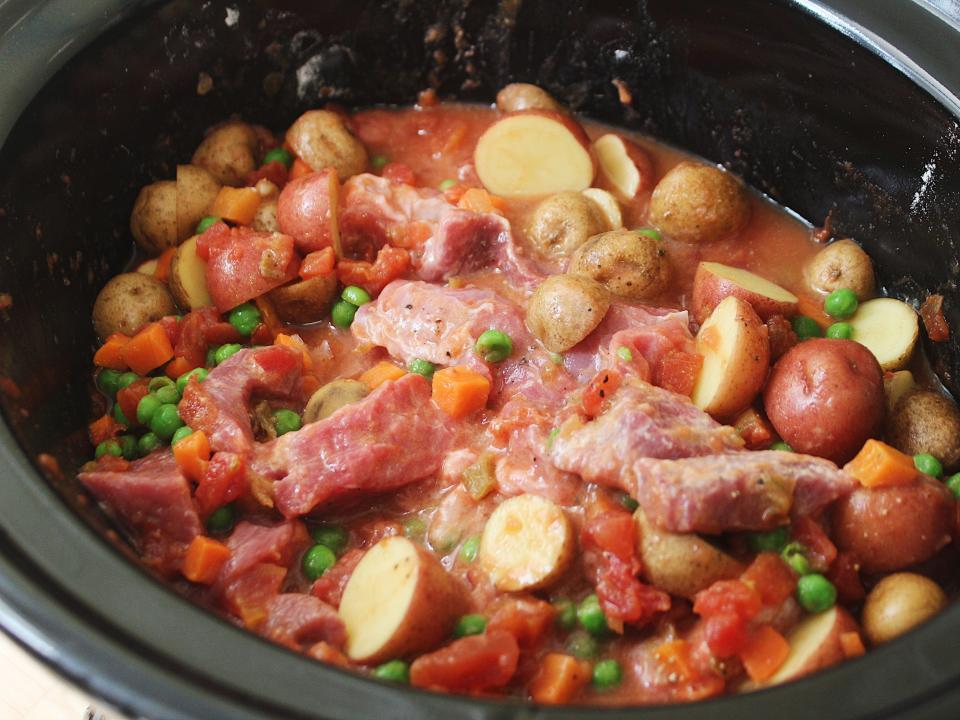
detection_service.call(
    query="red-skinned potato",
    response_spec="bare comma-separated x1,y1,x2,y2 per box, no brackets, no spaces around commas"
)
592,133,654,201
276,168,342,256
691,261,799,324
763,339,884,464
474,111,595,198
762,606,860,686
832,477,955,574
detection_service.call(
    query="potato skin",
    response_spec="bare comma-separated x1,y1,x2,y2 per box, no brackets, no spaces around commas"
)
495,83,562,113
525,274,611,353
528,191,606,259
568,229,670,300
862,572,947,645
191,121,260,186
764,339,884,464
267,275,338,324
92,272,176,339
130,180,178,254
886,390,960,471
285,110,367,180
803,239,875,300
176,164,221,240
832,478,955,574
647,162,750,243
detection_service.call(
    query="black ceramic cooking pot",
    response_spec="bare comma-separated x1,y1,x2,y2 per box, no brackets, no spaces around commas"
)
1,1,959,718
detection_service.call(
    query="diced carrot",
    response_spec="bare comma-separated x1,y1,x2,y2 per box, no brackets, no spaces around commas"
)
173,429,211,483
457,187,505,215
182,535,231,585
739,624,790,683
93,333,131,370
529,653,592,705
359,361,407,390
654,639,695,683
121,323,174,375
88,414,121,445
290,157,313,180
254,295,282,334
840,631,866,658
154,247,176,283
843,438,918,488
165,355,196,380
209,186,261,226
432,366,491,418
274,332,313,371
300,247,336,280
741,553,797,606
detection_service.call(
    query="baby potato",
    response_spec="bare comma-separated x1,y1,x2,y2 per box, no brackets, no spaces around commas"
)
495,83,562,113
832,477,955,574
803,239,875,300
647,161,750,244
525,274,611,353
191,120,260,187
176,164,221,240
528,191,607,259
130,180,178,254
267,275,339,325
303,379,369,424
887,390,960,471
862,572,947,645
568,229,671,300
285,110,367,180
92,272,176,340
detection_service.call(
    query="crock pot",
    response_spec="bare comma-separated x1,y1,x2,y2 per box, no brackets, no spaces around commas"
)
0,1,959,718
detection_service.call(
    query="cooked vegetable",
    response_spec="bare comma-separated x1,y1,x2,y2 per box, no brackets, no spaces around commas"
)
176,367,208,394
206,504,235,534
739,625,790,683
149,403,184,440
92,272,176,341
825,322,852,339
843,439,918,488
196,216,220,234
862,572,947,645
913,452,942,478
453,614,487,638
272,409,301,437
432,366,491,418
252,199,279,233
191,120,260,186
795,574,837,613
208,186,261,226
648,161,750,244
576,594,608,636
130,180,178,254
568,229,670,301
137,432,161,457
372,660,410,683
213,343,242,365
791,315,822,339
581,188,623,230
529,653,592,705
592,659,622,689
408,358,436,378
525,274,611,353
690,261,798,324
169,236,214,310
311,524,348,554
883,370,916,413
182,536,231,585
172,429,209,482
285,110,368,179
263,147,294,167
847,297,919,370
121,323,174,376
267,275,338,324
176,164,221,240
331,300,358,328
762,607,860,686
475,329,513,363
495,83,562,113
359,361,407,390
479,494,573,592
528,191,607,259
803,239,875,300
823,287,858,319
302,379,369,424
886,390,960,471
342,285,372,307
302,543,337,581
339,536,469,663
592,133,653,200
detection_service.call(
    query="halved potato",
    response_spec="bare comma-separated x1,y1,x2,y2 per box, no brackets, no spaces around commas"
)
267,275,338,324
339,536,469,664
763,606,860,686
691,261,798,324
849,297,919,370
581,188,623,230
479,494,573,592
883,370,916,413
302,379,369,424
169,235,213,309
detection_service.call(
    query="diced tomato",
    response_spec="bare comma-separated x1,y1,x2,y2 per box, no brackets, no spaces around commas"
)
204,321,244,347
116,379,150,427
410,630,519,692
920,294,950,342
582,368,622,417
246,160,289,188
654,639,727,702
195,452,248,517
733,407,775,450
486,596,556,649
310,548,364,608
596,557,671,626
174,308,221,369
741,553,796,606
693,580,762,657
299,247,336,280
88,414,121,445
381,162,416,185
157,315,181,347
791,516,837,572
827,552,865,603
250,323,274,346
336,245,410,296
653,350,703,397
583,511,636,563
224,563,287,629
95,455,130,472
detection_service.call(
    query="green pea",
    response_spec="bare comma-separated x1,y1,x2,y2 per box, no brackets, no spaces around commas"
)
176,367,208,394
826,322,853,340
136,394,162,425
782,542,811,576
372,659,409,683
914,453,943,478
272,409,301,437
229,302,262,336
331,300,358,329
206,346,219,368
554,600,577,631
117,435,138,461
453,614,487,638
748,525,790,553
147,376,175,393
577,594,608,636
370,155,389,170
618,493,639,512
113,403,130,426
593,659,623,689
946,473,960,499
154,384,181,405
459,536,480,564
137,432,162,456
97,369,123,397
792,315,823,340
824,288,858,319
341,285,372,307
796,573,837,613
95,440,122,459
207,504,236,534
546,427,560,451
196,216,221,234
566,631,598,659
634,227,662,242
150,403,184,440
770,440,794,452
302,544,337,581
549,352,564,366
214,343,243,365
438,178,456,191
117,371,140,389
475,329,513,363
403,516,426,540
171,425,194,446
311,524,348,554
616,346,633,362
408,358,436,378
263,147,294,168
